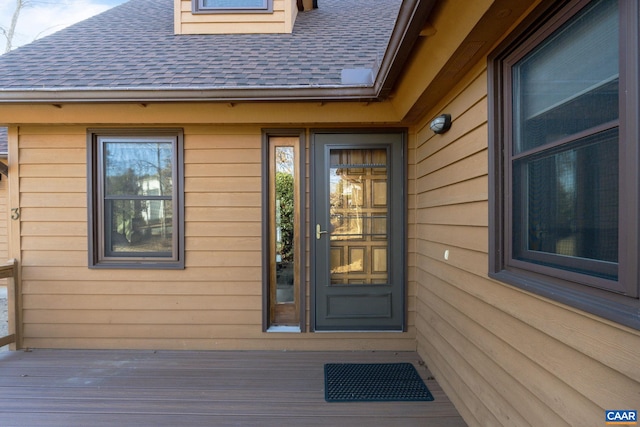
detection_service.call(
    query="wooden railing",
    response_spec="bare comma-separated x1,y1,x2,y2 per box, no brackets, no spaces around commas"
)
0,259,18,349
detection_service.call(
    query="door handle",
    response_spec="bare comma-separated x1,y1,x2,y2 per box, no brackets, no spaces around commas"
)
316,224,328,240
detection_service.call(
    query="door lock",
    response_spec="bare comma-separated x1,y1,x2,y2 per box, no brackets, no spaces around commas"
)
316,224,328,240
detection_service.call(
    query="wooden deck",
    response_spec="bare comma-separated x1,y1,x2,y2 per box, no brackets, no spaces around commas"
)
0,349,466,427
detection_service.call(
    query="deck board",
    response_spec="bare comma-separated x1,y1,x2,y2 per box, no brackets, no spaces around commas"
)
0,349,467,427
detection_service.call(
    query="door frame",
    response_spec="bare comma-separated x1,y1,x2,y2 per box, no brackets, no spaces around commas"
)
261,129,307,332
310,129,407,332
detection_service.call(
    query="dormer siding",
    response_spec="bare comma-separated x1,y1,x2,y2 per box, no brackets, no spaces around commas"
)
175,0,299,34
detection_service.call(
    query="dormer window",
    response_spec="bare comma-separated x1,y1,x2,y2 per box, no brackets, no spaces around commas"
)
193,0,272,13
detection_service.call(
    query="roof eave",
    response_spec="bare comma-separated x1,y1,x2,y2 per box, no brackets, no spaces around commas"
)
0,85,381,104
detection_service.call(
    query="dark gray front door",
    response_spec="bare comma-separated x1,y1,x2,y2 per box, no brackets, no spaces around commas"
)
313,132,405,331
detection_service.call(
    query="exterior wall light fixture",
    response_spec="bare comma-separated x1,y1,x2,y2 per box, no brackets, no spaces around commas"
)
430,114,452,134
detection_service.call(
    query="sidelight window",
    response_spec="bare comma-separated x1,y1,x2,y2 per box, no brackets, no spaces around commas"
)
264,132,304,329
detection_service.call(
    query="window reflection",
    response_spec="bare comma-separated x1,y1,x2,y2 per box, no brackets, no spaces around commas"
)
274,146,295,304
513,0,618,153
329,149,388,285
104,141,174,257
514,130,618,277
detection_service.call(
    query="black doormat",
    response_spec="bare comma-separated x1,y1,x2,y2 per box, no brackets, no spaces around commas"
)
324,363,434,402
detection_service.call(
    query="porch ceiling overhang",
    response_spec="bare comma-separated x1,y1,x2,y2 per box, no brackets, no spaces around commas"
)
397,0,538,123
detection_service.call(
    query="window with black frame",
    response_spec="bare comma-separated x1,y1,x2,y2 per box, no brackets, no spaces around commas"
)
489,0,639,329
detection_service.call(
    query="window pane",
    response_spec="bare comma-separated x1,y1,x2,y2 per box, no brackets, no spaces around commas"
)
202,0,267,9
105,142,173,197
329,149,388,285
513,129,618,278
106,199,173,256
274,146,294,304
513,0,618,153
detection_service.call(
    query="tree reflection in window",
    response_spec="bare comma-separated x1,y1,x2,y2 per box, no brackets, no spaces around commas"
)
274,146,294,303
104,142,174,257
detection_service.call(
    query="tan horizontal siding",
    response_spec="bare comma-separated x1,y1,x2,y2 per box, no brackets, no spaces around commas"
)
20,250,263,268
416,121,487,179
20,148,85,164
177,0,293,34
419,150,487,193
19,207,86,222
21,280,261,296
20,194,86,208
413,65,640,427
185,148,260,164
21,251,87,267
22,336,416,351
186,207,261,222
23,295,262,311
181,11,286,24
21,237,86,251
186,164,259,177
416,202,487,227
23,309,262,325
19,164,85,178
186,177,261,193
23,324,272,340
15,124,416,352
16,126,265,349
186,221,262,237
416,176,488,207
417,224,487,253
0,172,7,286
417,259,624,426
187,236,261,251
186,192,261,207
21,222,86,237
20,266,262,282
20,178,85,193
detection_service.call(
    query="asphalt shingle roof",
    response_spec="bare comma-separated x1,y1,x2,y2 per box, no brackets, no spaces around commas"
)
0,0,401,91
